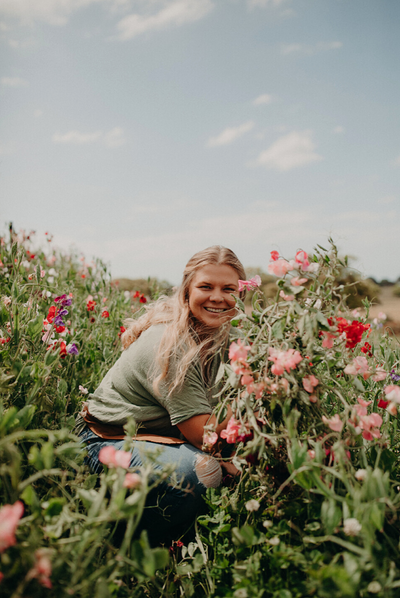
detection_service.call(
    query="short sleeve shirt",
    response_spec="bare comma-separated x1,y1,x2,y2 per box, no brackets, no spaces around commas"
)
85,324,221,432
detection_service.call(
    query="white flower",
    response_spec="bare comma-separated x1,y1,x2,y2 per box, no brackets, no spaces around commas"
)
124,291,131,300
22,260,30,269
245,499,260,512
306,263,319,274
343,518,362,536
79,385,89,395
263,520,273,529
234,590,248,598
47,276,54,284
48,268,58,276
268,536,280,546
367,581,382,594
355,469,367,481
2,296,11,307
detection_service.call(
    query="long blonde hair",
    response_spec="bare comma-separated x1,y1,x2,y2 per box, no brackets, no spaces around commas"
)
121,246,246,395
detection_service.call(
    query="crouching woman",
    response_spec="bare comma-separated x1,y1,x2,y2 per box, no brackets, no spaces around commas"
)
75,245,245,542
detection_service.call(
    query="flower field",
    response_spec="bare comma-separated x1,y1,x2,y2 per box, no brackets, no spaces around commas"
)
1,228,400,598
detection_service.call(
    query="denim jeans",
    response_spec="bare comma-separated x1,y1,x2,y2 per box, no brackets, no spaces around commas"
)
78,426,222,544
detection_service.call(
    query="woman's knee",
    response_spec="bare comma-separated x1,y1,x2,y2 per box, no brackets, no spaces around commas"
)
194,453,222,489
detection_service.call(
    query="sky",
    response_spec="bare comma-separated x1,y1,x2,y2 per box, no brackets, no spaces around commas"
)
1,0,399,284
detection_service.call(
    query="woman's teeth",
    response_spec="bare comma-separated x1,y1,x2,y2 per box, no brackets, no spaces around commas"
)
204,307,226,313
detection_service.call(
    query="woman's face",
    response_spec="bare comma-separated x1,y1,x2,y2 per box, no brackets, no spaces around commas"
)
188,264,240,328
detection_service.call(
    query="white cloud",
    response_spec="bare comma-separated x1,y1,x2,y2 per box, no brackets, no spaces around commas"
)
248,0,286,7
333,125,345,134
52,127,126,147
281,41,343,56
252,93,273,106
0,0,109,26
207,121,255,147
115,0,214,41
1,76,28,87
103,126,125,148
254,130,323,171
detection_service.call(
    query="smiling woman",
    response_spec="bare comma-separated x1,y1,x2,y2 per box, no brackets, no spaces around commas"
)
75,246,246,544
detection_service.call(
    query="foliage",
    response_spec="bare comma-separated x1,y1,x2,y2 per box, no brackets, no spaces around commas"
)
1,230,400,597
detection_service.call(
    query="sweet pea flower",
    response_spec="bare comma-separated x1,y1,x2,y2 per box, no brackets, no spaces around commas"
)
291,276,308,286
229,339,251,364
343,518,362,536
0,501,24,553
279,290,295,301
302,375,319,393
55,294,72,307
355,469,367,481
220,417,241,444
344,356,371,380
98,446,131,469
26,549,52,589
322,414,343,432
372,368,387,382
321,331,336,349
270,251,280,261
359,412,382,441
384,385,400,403
203,430,218,446
295,250,310,271
79,385,88,394
67,343,79,355
268,259,291,278
101,310,110,318
123,473,141,489
245,499,260,512
268,347,302,376
238,275,262,292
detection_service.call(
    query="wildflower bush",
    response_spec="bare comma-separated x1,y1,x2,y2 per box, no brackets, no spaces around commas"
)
1,228,400,597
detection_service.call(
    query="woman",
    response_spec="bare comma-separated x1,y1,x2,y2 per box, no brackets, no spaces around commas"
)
76,245,246,542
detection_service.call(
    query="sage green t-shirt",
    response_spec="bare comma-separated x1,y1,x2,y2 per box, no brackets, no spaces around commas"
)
81,324,222,435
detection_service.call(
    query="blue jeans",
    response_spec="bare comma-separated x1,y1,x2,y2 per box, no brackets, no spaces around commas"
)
79,426,222,543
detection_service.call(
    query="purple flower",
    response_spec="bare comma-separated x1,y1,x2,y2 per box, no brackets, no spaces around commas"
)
67,343,79,356
390,369,400,383
54,308,68,326
55,295,72,307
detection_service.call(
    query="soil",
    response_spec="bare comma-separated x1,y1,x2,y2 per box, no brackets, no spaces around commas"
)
363,286,400,338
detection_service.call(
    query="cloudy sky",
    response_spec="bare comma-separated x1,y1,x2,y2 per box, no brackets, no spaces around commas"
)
1,0,399,283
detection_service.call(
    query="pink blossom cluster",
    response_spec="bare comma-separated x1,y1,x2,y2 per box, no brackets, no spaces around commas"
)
268,250,319,278
26,549,53,589
349,398,383,441
238,275,262,292
99,446,131,469
229,340,265,399
220,417,241,444
344,356,387,382
302,374,319,402
383,385,400,416
268,347,302,376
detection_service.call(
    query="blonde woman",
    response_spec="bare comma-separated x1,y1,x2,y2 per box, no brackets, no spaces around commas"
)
76,246,246,543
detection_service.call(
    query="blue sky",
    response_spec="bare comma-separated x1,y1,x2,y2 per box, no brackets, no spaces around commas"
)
1,0,399,283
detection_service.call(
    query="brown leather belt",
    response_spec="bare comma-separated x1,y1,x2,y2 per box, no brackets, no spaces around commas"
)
81,405,186,445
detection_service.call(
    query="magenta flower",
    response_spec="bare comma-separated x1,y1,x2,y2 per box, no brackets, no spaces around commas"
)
67,343,79,355
55,294,72,306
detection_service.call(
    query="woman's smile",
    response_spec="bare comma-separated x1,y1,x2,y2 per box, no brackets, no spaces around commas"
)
188,264,239,328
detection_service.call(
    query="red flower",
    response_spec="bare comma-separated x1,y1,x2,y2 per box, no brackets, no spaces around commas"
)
139,294,147,304
361,342,373,357
336,318,370,349
378,399,389,409
133,291,140,299
87,300,96,311
118,326,126,338
101,310,109,318
47,306,56,323
59,341,67,358
55,325,65,334
90,317,95,323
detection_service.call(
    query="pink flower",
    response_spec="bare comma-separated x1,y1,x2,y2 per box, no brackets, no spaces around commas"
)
295,250,310,271
279,290,295,301
384,385,400,403
372,368,387,382
387,402,398,416
203,431,218,446
344,356,371,380
309,394,318,403
123,473,141,489
291,277,308,286
322,414,343,432
0,501,24,553
307,450,316,459
27,549,52,589
268,259,291,278
321,331,336,349
98,446,131,469
302,375,319,393
268,347,302,376
229,339,250,364
220,417,241,444
270,251,280,261
359,412,382,441
238,275,262,292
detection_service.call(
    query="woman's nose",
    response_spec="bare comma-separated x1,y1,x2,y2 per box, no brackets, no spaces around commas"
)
209,289,223,302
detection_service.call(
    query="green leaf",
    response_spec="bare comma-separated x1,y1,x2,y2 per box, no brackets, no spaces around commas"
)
271,318,285,339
